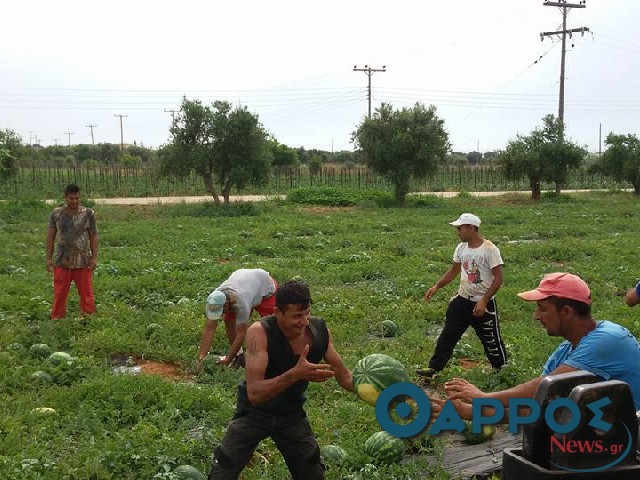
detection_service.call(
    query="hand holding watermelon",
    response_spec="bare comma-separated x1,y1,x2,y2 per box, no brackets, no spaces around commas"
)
293,344,335,383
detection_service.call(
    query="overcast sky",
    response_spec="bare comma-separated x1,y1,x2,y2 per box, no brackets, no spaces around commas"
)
1,1,639,154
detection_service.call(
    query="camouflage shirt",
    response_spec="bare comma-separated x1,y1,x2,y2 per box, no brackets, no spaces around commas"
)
48,206,98,269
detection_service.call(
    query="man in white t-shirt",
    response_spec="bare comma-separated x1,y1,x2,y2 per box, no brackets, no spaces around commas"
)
416,213,508,379
198,268,277,369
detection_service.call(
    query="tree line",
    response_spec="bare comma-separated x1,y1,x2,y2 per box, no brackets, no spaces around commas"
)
2,98,640,202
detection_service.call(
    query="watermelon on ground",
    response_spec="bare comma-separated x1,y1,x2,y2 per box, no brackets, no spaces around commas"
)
352,353,411,406
381,320,398,337
31,371,53,384
47,351,72,365
363,431,405,465
173,464,206,480
29,343,51,358
462,420,495,444
320,445,347,466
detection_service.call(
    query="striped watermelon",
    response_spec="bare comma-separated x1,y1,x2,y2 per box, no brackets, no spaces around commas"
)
352,353,410,406
381,320,398,337
364,431,405,465
29,344,52,358
173,464,206,480
320,445,347,465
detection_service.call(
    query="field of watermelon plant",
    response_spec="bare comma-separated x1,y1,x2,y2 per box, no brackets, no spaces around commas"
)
1,190,639,479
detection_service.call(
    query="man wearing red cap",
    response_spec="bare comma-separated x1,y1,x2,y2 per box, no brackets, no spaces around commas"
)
444,272,640,417
417,212,508,379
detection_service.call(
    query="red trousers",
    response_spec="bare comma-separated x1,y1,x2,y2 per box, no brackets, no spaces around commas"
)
51,267,96,319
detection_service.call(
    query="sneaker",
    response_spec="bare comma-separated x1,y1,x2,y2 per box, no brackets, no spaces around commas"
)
415,367,437,379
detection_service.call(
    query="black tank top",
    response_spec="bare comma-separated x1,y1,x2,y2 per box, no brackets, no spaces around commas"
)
236,315,329,415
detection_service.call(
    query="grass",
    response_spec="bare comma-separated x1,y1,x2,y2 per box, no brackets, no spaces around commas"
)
1,192,639,479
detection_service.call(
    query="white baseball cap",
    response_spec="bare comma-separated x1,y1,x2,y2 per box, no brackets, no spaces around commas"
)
449,213,481,227
206,290,226,321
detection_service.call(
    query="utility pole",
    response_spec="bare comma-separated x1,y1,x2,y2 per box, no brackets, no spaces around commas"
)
541,0,589,135
64,131,74,147
27,131,34,146
599,123,602,157
114,114,128,151
352,65,386,118
85,124,97,146
164,108,179,123
52,138,60,146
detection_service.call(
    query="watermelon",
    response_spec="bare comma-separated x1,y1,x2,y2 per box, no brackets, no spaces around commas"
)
7,343,26,353
462,420,495,444
381,320,398,337
29,343,51,358
47,351,72,365
173,464,206,480
30,407,57,415
363,431,405,465
320,445,347,466
352,353,411,406
31,371,53,384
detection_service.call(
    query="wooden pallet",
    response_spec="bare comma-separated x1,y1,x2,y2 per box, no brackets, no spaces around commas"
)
419,428,522,480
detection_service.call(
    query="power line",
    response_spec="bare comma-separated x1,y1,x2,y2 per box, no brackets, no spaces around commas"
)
352,65,386,118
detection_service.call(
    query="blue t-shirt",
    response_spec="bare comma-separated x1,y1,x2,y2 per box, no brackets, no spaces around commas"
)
543,320,640,409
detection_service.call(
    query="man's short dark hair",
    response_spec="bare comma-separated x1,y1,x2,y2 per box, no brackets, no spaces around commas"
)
547,296,591,317
64,184,80,196
276,280,312,311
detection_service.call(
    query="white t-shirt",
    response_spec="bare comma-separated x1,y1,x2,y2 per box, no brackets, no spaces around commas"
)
453,240,503,301
217,268,276,324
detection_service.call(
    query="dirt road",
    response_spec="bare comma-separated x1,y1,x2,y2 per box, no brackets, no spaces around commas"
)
79,189,620,205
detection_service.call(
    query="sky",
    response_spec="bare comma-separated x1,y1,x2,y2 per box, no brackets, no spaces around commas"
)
1,0,639,154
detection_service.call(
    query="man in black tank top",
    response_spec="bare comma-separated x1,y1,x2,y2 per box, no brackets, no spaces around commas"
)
208,281,354,480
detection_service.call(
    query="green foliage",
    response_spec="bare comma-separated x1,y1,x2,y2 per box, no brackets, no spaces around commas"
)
352,102,449,203
0,128,22,181
498,114,586,199
288,187,381,206
598,133,640,194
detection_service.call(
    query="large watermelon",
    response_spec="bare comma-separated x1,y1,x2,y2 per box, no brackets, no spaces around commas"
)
173,464,206,480
320,445,347,466
29,343,51,359
462,420,495,444
363,431,405,465
352,353,411,406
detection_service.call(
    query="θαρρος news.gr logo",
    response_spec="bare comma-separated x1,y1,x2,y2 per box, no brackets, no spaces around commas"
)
375,382,634,473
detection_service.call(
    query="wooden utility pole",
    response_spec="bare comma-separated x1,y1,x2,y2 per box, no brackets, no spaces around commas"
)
353,65,386,118
541,0,589,134
164,108,179,123
85,124,97,146
114,114,128,151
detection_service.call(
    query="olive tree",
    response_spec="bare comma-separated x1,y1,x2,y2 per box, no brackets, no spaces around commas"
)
161,98,270,204
352,102,449,203
598,133,640,195
498,115,585,200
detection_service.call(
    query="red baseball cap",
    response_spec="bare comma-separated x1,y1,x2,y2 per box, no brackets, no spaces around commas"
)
517,272,592,305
